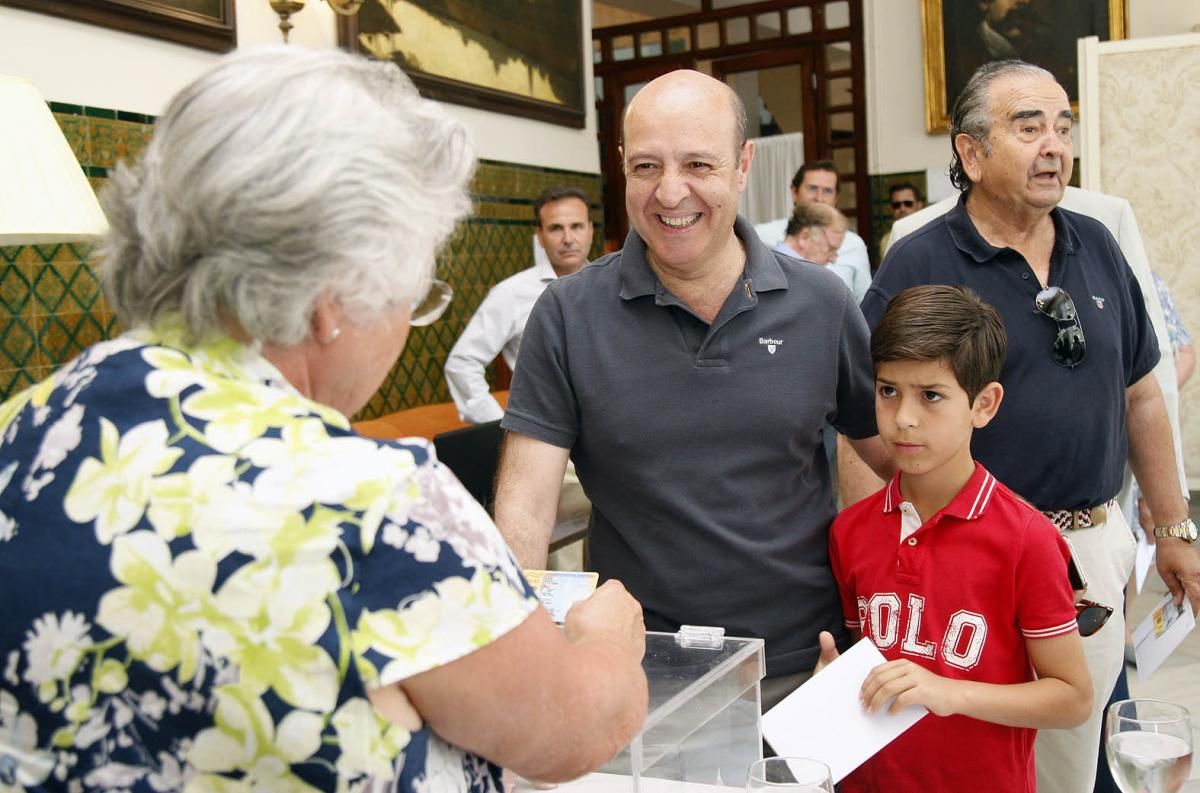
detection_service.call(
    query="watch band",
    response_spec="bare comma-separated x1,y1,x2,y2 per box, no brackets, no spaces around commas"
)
1152,518,1198,543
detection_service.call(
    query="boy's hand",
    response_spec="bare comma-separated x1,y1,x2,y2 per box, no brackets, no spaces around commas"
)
813,631,840,675
861,659,959,717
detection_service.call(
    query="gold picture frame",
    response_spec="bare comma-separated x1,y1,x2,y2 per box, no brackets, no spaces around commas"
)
921,0,1126,133
339,0,585,129
0,0,235,52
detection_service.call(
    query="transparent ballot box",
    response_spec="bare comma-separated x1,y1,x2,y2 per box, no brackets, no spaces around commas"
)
549,628,766,792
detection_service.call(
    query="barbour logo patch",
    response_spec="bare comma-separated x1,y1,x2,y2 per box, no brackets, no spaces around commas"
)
759,337,783,354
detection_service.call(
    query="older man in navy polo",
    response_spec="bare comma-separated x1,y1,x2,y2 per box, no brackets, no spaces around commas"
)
848,60,1200,793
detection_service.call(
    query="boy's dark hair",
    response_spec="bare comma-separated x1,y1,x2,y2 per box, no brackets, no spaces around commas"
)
533,185,589,227
871,285,1007,401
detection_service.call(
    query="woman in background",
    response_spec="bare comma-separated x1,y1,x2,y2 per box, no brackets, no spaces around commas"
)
0,46,646,792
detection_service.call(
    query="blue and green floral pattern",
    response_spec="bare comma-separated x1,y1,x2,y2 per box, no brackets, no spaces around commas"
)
0,319,538,792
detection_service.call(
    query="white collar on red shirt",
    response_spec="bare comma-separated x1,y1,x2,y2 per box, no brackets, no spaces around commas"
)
881,462,999,522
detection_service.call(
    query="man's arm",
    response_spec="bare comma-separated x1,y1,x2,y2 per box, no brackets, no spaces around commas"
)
837,434,891,507
444,295,512,424
1126,372,1200,611
493,431,570,569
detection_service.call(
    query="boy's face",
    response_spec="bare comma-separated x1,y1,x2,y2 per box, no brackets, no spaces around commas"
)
875,357,1001,483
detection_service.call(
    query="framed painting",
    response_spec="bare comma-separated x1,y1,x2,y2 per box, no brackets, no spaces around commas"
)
339,0,585,128
0,0,236,52
921,0,1126,133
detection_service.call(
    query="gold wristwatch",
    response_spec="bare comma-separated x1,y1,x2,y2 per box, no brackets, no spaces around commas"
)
1152,518,1198,543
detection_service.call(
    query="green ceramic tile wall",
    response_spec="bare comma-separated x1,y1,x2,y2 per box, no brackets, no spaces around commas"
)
0,104,602,422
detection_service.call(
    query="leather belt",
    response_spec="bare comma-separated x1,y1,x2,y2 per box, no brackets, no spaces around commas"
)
1042,501,1113,532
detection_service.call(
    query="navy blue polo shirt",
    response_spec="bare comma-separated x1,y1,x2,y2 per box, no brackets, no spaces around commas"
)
863,194,1159,511
503,216,878,676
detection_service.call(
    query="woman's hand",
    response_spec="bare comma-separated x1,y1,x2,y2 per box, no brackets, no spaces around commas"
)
563,579,646,663
860,659,960,717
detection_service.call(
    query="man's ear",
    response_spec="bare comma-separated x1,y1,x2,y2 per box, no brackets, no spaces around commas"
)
971,381,1004,429
737,140,755,190
956,133,985,184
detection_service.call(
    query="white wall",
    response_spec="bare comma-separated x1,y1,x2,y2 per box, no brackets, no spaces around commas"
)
862,0,1200,179
0,1,599,173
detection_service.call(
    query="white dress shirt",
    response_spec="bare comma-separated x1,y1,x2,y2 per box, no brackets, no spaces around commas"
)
445,258,560,423
772,240,869,302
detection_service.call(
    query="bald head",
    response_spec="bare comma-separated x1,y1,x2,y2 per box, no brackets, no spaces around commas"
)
622,70,747,157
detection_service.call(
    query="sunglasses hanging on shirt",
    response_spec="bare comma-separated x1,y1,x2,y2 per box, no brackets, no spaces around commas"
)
1035,286,1086,368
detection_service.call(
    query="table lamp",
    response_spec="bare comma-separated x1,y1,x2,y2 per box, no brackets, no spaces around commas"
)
0,75,108,246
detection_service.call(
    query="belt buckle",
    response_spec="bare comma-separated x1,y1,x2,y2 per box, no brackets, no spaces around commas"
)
1090,504,1107,527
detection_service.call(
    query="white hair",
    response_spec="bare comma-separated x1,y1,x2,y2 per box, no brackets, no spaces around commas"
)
99,45,475,345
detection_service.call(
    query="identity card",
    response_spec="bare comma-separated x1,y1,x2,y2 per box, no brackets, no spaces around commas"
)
523,569,599,623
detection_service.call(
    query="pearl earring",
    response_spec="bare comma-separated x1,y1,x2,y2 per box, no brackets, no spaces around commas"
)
328,327,341,343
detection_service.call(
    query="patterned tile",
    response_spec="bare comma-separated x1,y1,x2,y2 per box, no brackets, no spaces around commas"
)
0,262,33,315
53,114,90,167
0,102,603,416
0,317,40,370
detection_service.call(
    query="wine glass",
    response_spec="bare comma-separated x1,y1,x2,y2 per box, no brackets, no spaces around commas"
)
746,757,834,791
1106,699,1193,793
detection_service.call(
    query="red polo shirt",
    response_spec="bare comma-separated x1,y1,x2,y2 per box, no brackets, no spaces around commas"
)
830,463,1078,793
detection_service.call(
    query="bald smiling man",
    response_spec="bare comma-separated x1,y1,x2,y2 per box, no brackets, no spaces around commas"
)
493,69,893,712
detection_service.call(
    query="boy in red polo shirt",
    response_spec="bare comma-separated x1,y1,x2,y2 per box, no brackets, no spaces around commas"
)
826,285,1093,793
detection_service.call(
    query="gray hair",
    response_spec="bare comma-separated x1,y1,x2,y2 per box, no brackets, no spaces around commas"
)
99,46,475,345
948,60,1056,192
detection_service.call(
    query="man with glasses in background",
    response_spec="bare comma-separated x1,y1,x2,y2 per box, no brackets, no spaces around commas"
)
877,182,925,259
755,159,871,291
841,59,1200,793
774,202,867,302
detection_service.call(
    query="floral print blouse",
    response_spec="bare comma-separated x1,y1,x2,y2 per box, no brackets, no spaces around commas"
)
0,319,538,793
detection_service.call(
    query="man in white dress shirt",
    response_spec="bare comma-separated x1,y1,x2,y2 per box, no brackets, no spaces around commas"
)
445,185,594,424
754,159,871,291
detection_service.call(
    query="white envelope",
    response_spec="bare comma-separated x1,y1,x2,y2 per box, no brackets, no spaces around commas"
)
761,638,928,783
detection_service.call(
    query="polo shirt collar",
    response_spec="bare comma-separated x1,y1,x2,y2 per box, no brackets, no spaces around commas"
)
882,462,999,521
946,192,1082,264
618,215,789,300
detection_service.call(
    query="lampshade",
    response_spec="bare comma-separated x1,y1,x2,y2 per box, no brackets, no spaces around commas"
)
0,76,108,245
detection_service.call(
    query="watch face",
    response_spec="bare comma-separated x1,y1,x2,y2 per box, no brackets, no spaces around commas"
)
1188,520,1199,541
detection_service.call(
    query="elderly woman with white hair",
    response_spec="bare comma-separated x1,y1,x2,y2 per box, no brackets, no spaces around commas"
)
0,47,646,792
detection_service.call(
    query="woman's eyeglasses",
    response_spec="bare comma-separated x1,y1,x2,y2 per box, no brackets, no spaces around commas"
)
1035,286,1086,368
1075,598,1113,637
410,279,453,327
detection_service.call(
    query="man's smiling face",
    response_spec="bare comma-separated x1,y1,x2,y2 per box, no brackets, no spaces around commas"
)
621,72,751,275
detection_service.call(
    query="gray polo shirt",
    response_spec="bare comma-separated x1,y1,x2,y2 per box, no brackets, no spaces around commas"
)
502,216,877,676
